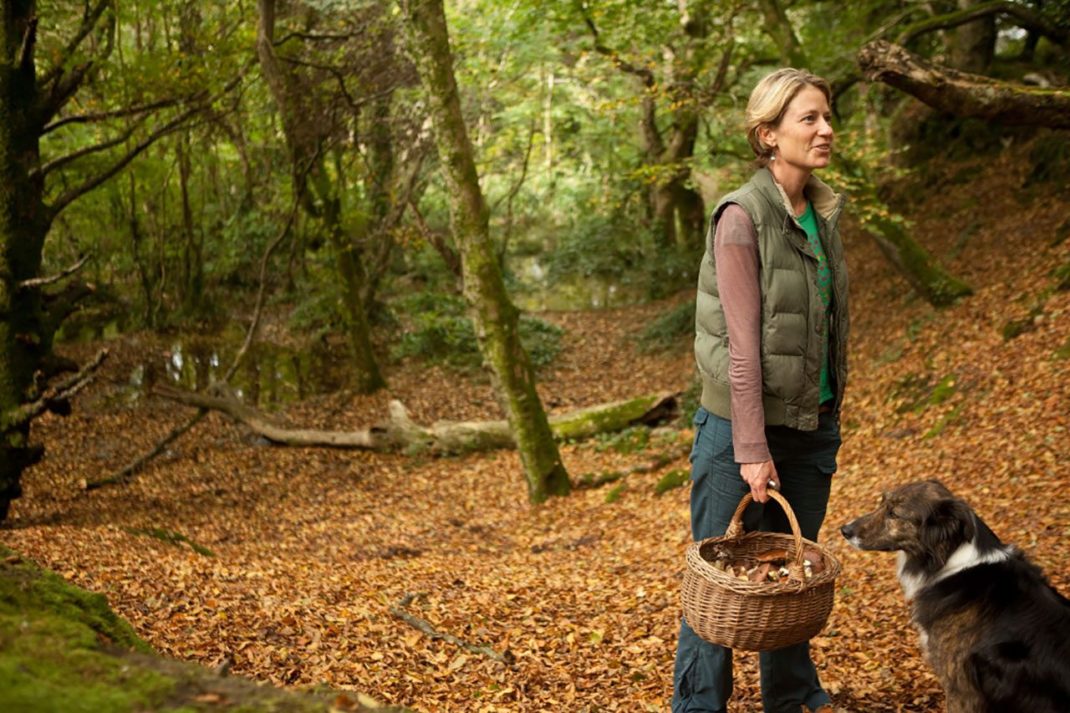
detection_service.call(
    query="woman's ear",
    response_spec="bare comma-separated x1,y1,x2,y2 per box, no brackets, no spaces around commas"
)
757,124,777,152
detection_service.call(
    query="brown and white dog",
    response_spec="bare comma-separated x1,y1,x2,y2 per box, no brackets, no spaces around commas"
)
840,479,1070,713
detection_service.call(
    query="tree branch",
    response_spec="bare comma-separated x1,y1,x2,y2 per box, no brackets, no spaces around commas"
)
391,594,513,664
895,0,1069,47
47,68,249,217
36,117,148,178
18,15,38,71
43,96,186,134
858,40,1070,129
39,0,114,89
274,30,359,46
18,254,91,291
39,3,117,128
1,350,108,431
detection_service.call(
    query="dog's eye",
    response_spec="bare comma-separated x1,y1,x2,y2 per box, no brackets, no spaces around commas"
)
889,508,911,520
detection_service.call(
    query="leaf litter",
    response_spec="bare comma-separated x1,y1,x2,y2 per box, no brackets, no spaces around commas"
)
3,151,1069,712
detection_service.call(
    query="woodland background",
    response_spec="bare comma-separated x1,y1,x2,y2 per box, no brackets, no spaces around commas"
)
1,0,1069,711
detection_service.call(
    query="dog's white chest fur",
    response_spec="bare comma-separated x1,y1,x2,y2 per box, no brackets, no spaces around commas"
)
897,540,1012,601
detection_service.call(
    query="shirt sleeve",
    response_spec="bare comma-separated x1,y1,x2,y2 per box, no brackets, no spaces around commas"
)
713,204,771,463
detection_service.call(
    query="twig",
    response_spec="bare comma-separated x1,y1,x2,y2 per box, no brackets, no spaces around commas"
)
390,594,512,664
84,411,206,491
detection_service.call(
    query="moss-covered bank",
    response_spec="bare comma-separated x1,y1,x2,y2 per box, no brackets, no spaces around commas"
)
0,545,408,713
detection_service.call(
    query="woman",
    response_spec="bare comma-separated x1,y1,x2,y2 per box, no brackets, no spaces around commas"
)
672,68,848,713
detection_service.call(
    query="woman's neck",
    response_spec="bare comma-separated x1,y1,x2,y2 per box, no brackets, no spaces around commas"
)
768,161,811,216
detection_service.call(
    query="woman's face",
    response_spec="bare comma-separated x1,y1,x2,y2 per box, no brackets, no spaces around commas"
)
763,85,834,171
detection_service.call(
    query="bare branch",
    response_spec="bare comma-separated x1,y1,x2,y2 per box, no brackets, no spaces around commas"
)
391,594,512,663
18,15,38,71
1,350,108,431
47,67,249,217
578,3,656,87
39,3,117,126
36,117,149,178
43,96,186,134
18,254,91,290
274,30,359,46
858,40,1070,129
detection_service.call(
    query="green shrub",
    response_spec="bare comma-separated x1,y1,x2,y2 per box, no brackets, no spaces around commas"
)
636,301,695,353
391,291,563,369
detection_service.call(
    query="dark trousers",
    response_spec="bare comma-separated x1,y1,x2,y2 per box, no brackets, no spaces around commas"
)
672,407,841,713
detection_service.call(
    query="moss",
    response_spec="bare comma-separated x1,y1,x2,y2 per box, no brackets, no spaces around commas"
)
891,372,958,414
654,468,688,496
1053,261,1070,291
1055,337,1070,361
604,483,625,503
551,396,663,442
124,528,216,558
924,404,964,439
576,470,624,489
0,546,408,712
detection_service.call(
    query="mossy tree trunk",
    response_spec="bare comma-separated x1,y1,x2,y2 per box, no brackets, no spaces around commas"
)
0,1,223,521
0,2,50,520
255,0,384,394
397,0,570,503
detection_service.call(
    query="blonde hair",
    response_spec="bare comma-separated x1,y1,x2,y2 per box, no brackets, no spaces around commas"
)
745,68,832,167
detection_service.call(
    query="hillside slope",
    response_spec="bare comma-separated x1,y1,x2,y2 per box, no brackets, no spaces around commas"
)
2,143,1068,712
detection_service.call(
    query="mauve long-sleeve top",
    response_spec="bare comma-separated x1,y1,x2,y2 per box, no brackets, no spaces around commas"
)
712,203,771,464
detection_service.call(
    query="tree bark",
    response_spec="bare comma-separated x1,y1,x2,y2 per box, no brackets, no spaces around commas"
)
0,4,51,520
397,0,571,503
858,40,1070,129
948,0,996,73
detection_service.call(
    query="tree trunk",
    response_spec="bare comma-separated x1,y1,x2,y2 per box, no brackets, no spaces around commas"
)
397,0,570,503
949,0,996,73
254,0,384,393
862,213,973,306
0,5,51,520
858,40,1070,129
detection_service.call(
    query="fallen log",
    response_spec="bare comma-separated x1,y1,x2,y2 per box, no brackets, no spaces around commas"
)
857,40,1070,129
151,384,679,455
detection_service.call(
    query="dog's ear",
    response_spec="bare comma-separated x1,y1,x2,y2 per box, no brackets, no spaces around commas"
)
921,498,976,561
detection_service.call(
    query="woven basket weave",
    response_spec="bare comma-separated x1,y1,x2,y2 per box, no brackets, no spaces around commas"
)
681,489,841,651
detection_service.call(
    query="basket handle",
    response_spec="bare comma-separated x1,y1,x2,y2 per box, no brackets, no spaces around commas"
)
724,489,807,578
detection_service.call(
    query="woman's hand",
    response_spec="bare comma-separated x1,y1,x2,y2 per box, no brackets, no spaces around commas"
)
740,460,779,504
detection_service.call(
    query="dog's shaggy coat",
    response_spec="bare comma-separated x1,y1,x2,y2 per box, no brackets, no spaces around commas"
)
840,480,1070,713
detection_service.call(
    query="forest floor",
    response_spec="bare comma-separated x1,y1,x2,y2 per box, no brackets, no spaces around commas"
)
3,144,1070,712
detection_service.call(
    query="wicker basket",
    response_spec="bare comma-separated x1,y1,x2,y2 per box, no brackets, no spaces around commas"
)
681,489,841,651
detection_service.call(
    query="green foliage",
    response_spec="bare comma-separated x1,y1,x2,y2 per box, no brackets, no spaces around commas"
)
891,373,958,414
636,301,696,354
593,426,649,454
391,292,563,370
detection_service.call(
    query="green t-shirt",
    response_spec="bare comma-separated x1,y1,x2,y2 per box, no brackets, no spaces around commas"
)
797,201,834,405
